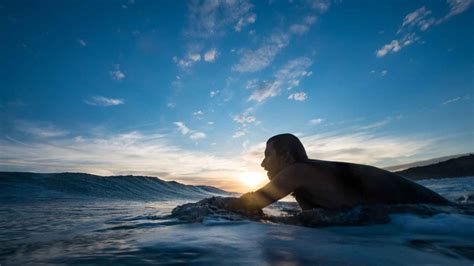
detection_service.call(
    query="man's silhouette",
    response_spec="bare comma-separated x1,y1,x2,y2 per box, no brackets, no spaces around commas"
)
214,133,449,212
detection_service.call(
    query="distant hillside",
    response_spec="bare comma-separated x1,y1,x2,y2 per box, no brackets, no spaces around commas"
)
384,153,471,172
395,154,474,180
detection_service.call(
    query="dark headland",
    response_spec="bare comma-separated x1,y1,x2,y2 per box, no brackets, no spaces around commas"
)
394,154,474,180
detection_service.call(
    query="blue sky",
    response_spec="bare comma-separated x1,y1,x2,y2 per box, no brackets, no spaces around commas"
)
1,0,473,192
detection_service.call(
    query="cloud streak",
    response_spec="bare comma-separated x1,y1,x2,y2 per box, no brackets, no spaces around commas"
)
185,0,255,38
376,1,472,58
173,53,201,69
173,121,207,141
85,96,124,106
233,32,290,73
376,34,418,57
204,48,217,62
233,114,256,125
110,65,125,81
233,7,322,73
78,39,87,46
174,122,190,135
248,57,313,102
288,92,308,101
309,118,324,125
442,94,471,105
15,121,68,138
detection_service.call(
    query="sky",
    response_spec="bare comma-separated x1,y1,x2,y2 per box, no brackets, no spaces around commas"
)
1,0,473,192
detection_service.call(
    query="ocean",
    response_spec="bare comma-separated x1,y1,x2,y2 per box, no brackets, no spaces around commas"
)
1,172,473,265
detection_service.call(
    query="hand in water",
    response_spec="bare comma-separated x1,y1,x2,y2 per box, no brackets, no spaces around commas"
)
208,196,241,210
208,196,264,216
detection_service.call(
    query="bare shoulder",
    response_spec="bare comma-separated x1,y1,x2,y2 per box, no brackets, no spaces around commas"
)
269,163,310,188
279,162,314,177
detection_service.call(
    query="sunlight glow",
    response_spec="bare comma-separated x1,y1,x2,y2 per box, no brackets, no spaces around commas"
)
239,171,267,189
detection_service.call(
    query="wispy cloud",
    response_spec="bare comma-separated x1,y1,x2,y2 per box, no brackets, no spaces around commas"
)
203,48,218,62
232,6,320,72
210,90,219,97
442,97,461,105
397,6,434,33
289,24,310,35
185,0,254,38
370,69,388,76
234,13,257,32
190,132,206,140
245,79,259,90
439,0,473,23
233,31,290,73
233,10,320,73
233,114,256,125
192,110,204,116
15,121,68,138
248,80,282,102
304,15,317,25
301,131,433,166
376,34,418,57
173,121,207,141
248,57,312,102
376,1,472,58
309,118,324,125
192,110,204,119
85,96,124,106
173,53,201,69
110,65,125,81
442,94,471,105
357,118,391,131
232,130,246,138
174,0,255,74
121,0,135,9
174,121,190,135
288,92,308,101
306,0,331,13
78,39,87,47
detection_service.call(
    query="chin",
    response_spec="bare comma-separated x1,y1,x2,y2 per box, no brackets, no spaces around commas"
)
266,171,275,180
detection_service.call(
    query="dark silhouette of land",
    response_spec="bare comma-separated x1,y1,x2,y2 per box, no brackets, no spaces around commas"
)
395,154,474,180
384,153,472,172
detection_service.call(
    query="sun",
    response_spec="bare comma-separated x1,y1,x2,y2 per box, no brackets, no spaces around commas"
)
239,171,267,189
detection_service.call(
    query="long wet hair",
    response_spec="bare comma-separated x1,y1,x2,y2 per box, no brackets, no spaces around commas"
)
267,133,309,162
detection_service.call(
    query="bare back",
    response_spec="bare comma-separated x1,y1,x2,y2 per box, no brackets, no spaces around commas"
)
300,160,449,208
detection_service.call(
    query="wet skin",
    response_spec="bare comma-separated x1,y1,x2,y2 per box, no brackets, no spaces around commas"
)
222,142,449,212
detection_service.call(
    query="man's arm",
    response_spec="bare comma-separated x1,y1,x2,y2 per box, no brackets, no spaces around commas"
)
238,166,301,211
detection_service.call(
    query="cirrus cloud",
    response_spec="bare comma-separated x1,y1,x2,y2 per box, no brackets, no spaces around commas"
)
85,96,124,106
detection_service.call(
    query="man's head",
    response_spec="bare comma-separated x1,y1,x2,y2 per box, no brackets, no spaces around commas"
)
261,133,308,179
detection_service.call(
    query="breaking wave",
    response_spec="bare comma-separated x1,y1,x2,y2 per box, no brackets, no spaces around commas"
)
0,172,230,202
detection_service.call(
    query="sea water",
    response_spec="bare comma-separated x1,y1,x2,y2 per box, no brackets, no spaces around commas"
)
0,174,473,265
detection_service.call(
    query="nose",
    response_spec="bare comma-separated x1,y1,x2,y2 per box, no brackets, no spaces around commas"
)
261,157,266,168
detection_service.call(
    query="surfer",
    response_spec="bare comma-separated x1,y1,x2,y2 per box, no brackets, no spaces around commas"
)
213,133,450,212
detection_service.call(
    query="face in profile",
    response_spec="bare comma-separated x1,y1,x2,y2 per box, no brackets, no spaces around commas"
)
261,142,287,180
